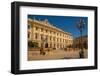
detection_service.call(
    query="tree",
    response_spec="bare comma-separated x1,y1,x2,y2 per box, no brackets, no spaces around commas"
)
28,40,38,48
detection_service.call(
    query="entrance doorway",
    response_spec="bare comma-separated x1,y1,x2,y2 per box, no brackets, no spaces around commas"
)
45,43,48,48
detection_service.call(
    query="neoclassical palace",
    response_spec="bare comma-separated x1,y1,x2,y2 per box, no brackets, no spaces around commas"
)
28,18,73,49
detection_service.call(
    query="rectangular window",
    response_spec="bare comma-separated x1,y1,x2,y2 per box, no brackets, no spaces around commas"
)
35,33,38,39
28,33,30,38
28,25,31,29
41,28,43,32
36,27,38,31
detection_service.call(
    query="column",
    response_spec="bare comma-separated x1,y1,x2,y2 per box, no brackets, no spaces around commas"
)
32,27,36,41
52,43,54,48
38,42,41,47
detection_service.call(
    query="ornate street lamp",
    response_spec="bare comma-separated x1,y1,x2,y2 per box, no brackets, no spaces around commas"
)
40,35,48,55
76,18,85,58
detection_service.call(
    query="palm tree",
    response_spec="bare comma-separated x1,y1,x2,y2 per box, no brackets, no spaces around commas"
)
76,18,85,58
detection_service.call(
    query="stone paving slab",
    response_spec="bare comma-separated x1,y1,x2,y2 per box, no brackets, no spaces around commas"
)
28,50,87,61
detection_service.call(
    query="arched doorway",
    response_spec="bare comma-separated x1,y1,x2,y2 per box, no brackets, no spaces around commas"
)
45,43,48,48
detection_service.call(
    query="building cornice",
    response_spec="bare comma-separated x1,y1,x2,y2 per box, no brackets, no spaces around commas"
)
28,18,72,36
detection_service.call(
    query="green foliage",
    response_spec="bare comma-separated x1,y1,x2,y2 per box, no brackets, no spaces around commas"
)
28,41,38,48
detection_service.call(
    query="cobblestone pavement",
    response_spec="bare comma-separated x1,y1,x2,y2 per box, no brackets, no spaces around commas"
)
28,49,88,61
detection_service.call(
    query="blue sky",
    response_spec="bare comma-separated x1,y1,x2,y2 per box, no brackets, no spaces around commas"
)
28,15,88,39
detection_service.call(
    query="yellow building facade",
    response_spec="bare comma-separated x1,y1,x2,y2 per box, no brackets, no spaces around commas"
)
28,18,73,49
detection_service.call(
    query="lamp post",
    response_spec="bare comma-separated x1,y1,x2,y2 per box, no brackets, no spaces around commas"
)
40,35,47,55
76,18,85,58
